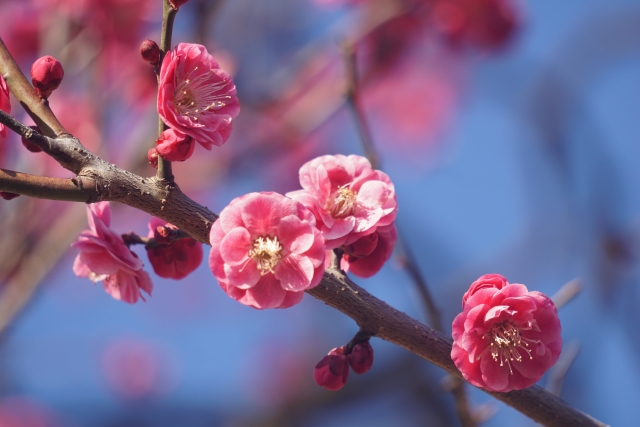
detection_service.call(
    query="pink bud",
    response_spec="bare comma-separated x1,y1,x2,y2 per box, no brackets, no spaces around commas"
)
169,0,189,9
140,39,160,64
349,341,373,374
146,218,203,280
344,233,378,258
313,347,349,391
147,147,158,169
156,129,195,162
21,126,42,153
30,56,64,99
0,192,20,200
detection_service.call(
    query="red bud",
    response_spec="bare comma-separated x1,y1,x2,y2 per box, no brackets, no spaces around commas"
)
30,56,64,99
140,39,160,64
349,341,373,374
147,147,159,169
0,192,20,200
313,347,349,391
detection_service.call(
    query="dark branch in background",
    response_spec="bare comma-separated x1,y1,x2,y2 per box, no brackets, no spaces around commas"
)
155,0,178,182
341,41,477,427
0,36,609,427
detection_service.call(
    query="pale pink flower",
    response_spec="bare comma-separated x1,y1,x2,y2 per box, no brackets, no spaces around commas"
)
0,76,11,138
158,43,240,150
462,273,509,308
340,223,396,278
72,202,153,304
209,192,325,309
451,279,562,392
287,155,397,249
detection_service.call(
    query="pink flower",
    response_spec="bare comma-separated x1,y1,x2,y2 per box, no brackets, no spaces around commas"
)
0,76,11,138
451,280,562,392
158,43,240,150
287,155,397,249
146,217,203,280
462,273,509,308
314,347,349,391
209,192,325,309
30,55,64,99
340,223,396,278
72,202,153,304
155,128,195,162
349,341,374,374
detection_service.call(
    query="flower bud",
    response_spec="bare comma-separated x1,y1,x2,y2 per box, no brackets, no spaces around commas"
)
21,126,42,153
0,192,20,200
349,341,374,374
313,347,349,391
169,0,189,10
30,56,64,99
140,39,160,65
147,147,158,169
156,128,195,162
146,218,203,280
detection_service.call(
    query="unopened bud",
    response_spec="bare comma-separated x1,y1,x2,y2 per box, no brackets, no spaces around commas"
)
313,347,349,391
21,126,43,153
0,192,20,200
147,147,159,169
140,39,160,64
349,341,373,374
169,0,189,10
30,56,64,99
156,129,194,162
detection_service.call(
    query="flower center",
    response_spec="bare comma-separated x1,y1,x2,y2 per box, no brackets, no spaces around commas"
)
486,322,540,375
327,186,357,218
173,66,232,121
249,236,283,275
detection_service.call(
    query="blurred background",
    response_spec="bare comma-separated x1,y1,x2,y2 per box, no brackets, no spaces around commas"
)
0,0,639,425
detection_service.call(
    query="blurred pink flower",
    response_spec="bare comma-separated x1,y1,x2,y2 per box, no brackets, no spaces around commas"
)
155,128,195,162
0,76,11,139
0,396,59,427
158,43,240,149
287,154,397,249
102,339,162,400
314,347,349,391
72,202,153,304
209,192,325,309
462,273,509,308
451,280,562,392
146,217,203,279
341,223,396,278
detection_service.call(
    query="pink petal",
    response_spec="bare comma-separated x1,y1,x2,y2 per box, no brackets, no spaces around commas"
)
274,253,314,292
220,227,252,265
356,180,389,209
278,291,305,309
480,352,509,392
245,275,287,309
241,194,281,236
277,215,314,254
224,258,262,290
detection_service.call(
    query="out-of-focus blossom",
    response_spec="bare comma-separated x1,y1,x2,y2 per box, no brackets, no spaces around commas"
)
313,0,365,8
0,396,59,427
349,341,374,374
102,339,163,400
314,347,349,391
209,192,325,309
451,279,562,392
462,273,509,308
146,217,203,279
30,56,64,99
341,223,396,278
22,126,43,153
287,154,397,249
140,39,161,65
0,76,11,139
72,202,153,304
430,0,520,50
158,43,240,149
155,128,195,162
0,192,20,200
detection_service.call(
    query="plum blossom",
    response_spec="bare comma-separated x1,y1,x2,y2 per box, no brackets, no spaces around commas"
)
146,217,203,280
158,43,239,150
155,128,195,162
0,76,11,139
340,223,397,278
287,155,397,249
72,202,152,304
462,273,509,308
451,278,562,392
209,192,325,309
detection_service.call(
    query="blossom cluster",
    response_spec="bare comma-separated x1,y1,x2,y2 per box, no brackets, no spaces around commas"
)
314,342,374,391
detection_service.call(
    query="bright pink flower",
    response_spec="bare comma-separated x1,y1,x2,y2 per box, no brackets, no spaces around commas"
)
155,128,195,162
146,217,203,279
341,223,396,278
0,76,10,138
158,43,240,149
209,192,325,309
30,55,64,99
314,347,349,391
72,202,153,304
462,273,509,308
451,280,562,392
287,155,397,249
349,341,374,374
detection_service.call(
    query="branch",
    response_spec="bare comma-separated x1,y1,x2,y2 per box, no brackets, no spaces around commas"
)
0,168,96,202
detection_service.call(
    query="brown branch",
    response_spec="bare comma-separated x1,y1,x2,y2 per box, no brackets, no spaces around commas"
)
0,168,96,202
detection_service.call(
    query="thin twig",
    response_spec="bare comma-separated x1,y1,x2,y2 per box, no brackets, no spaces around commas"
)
341,40,477,427
552,278,583,310
546,342,581,397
